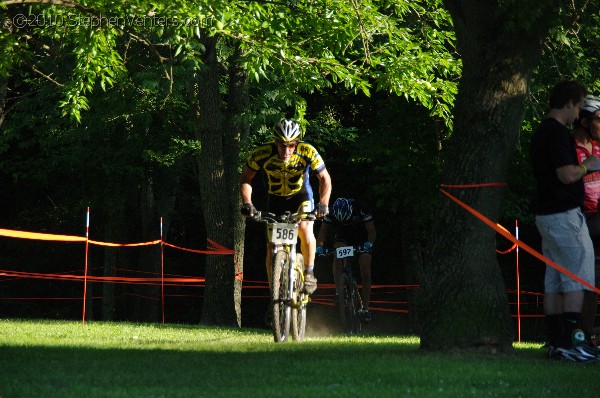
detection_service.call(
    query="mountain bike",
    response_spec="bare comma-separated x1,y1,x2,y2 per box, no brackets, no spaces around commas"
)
320,245,369,334
252,210,316,342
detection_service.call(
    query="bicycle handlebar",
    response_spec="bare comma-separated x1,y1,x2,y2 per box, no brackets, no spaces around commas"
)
316,245,372,257
251,210,317,224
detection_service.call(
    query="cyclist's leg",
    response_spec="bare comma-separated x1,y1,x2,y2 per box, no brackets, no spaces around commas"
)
298,219,315,269
265,193,291,295
341,226,371,312
358,253,372,310
298,220,318,294
294,197,314,271
332,240,346,294
265,243,274,291
265,193,288,290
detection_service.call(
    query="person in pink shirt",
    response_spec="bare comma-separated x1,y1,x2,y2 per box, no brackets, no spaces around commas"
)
573,95,600,346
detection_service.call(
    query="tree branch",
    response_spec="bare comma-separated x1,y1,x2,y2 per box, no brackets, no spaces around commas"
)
3,0,172,80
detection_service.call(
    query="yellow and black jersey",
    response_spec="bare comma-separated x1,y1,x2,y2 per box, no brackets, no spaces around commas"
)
246,141,326,196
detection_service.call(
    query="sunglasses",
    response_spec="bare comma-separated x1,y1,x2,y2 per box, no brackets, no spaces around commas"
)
276,140,298,149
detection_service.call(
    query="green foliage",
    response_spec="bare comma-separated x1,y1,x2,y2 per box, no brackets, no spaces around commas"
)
0,4,200,229
145,137,201,167
2,0,458,124
505,1,600,225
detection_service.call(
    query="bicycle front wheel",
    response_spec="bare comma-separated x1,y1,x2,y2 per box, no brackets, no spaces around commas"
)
291,253,307,341
272,251,292,342
337,272,361,334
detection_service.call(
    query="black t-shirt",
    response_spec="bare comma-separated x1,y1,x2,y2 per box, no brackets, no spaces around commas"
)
531,118,583,215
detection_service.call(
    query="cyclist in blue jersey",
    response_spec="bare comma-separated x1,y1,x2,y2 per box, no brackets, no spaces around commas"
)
240,119,332,296
316,198,376,322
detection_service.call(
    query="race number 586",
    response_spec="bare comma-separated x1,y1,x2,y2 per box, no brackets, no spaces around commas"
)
270,225,298,245
276,226,295,241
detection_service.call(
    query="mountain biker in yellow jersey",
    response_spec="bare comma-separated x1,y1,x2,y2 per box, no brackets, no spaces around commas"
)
240,118,332,296
316,198,376,322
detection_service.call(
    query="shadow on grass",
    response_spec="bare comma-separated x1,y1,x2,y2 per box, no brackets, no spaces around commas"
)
1,333,598,398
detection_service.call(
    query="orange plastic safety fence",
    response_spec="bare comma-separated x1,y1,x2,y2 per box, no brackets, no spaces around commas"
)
496,223,518,254
0,226,234,254
162,241,233,255
440,188,600,295
0,269,205,285
89,239,161,247
0,228,86,242
440,184,518,254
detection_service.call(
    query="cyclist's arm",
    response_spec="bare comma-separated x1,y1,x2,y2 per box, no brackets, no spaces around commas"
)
315,167,332,207
240,165,257,205
316,222,330,248
365,221,376,245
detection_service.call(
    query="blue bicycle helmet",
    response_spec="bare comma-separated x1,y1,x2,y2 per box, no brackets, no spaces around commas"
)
332,198,353,222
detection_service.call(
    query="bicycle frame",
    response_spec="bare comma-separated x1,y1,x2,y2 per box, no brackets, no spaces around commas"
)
254,210,315,342
320,245,369,334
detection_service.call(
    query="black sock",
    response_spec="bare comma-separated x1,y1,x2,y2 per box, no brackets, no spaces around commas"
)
562,312,582,347
546,314,563,347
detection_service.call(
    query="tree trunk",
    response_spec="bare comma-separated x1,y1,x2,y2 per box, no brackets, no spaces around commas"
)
224,45,249,327
399,205,424,330
138,175,161,322
418,1,558,351
0,77,6,129
102,222,117,321
195,36,238,326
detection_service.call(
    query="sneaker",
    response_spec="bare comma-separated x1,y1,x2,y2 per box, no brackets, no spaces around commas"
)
303,271,317,294
583,334,599,355
358,309,372,323
546,344,561,360
555,344,599,363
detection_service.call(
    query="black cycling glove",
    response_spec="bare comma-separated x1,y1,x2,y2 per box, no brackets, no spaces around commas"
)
315,203,328,217
240,203,257,217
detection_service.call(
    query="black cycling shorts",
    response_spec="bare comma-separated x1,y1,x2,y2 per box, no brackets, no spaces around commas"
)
267,192,313,216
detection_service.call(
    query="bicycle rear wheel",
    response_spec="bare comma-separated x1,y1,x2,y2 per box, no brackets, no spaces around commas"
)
272,251,292,342
337,272,361,334
291,253,307,341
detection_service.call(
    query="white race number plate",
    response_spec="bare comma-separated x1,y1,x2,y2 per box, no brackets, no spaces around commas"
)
269,224,298,245
335,246,355,259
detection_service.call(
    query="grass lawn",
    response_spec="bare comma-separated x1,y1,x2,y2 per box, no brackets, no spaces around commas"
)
0,318,597,397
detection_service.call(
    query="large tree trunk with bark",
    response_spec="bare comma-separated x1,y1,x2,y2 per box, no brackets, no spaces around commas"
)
418,1,559,351
137,176,161,322
0,77,6,129
224,45,249,327
195,36,239,326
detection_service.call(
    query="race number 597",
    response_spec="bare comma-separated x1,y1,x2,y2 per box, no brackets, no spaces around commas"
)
336,246,354,259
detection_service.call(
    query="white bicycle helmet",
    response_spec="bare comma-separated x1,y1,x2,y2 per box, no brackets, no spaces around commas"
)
581,95,600,117
332,198,353,222
274,119,302,142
